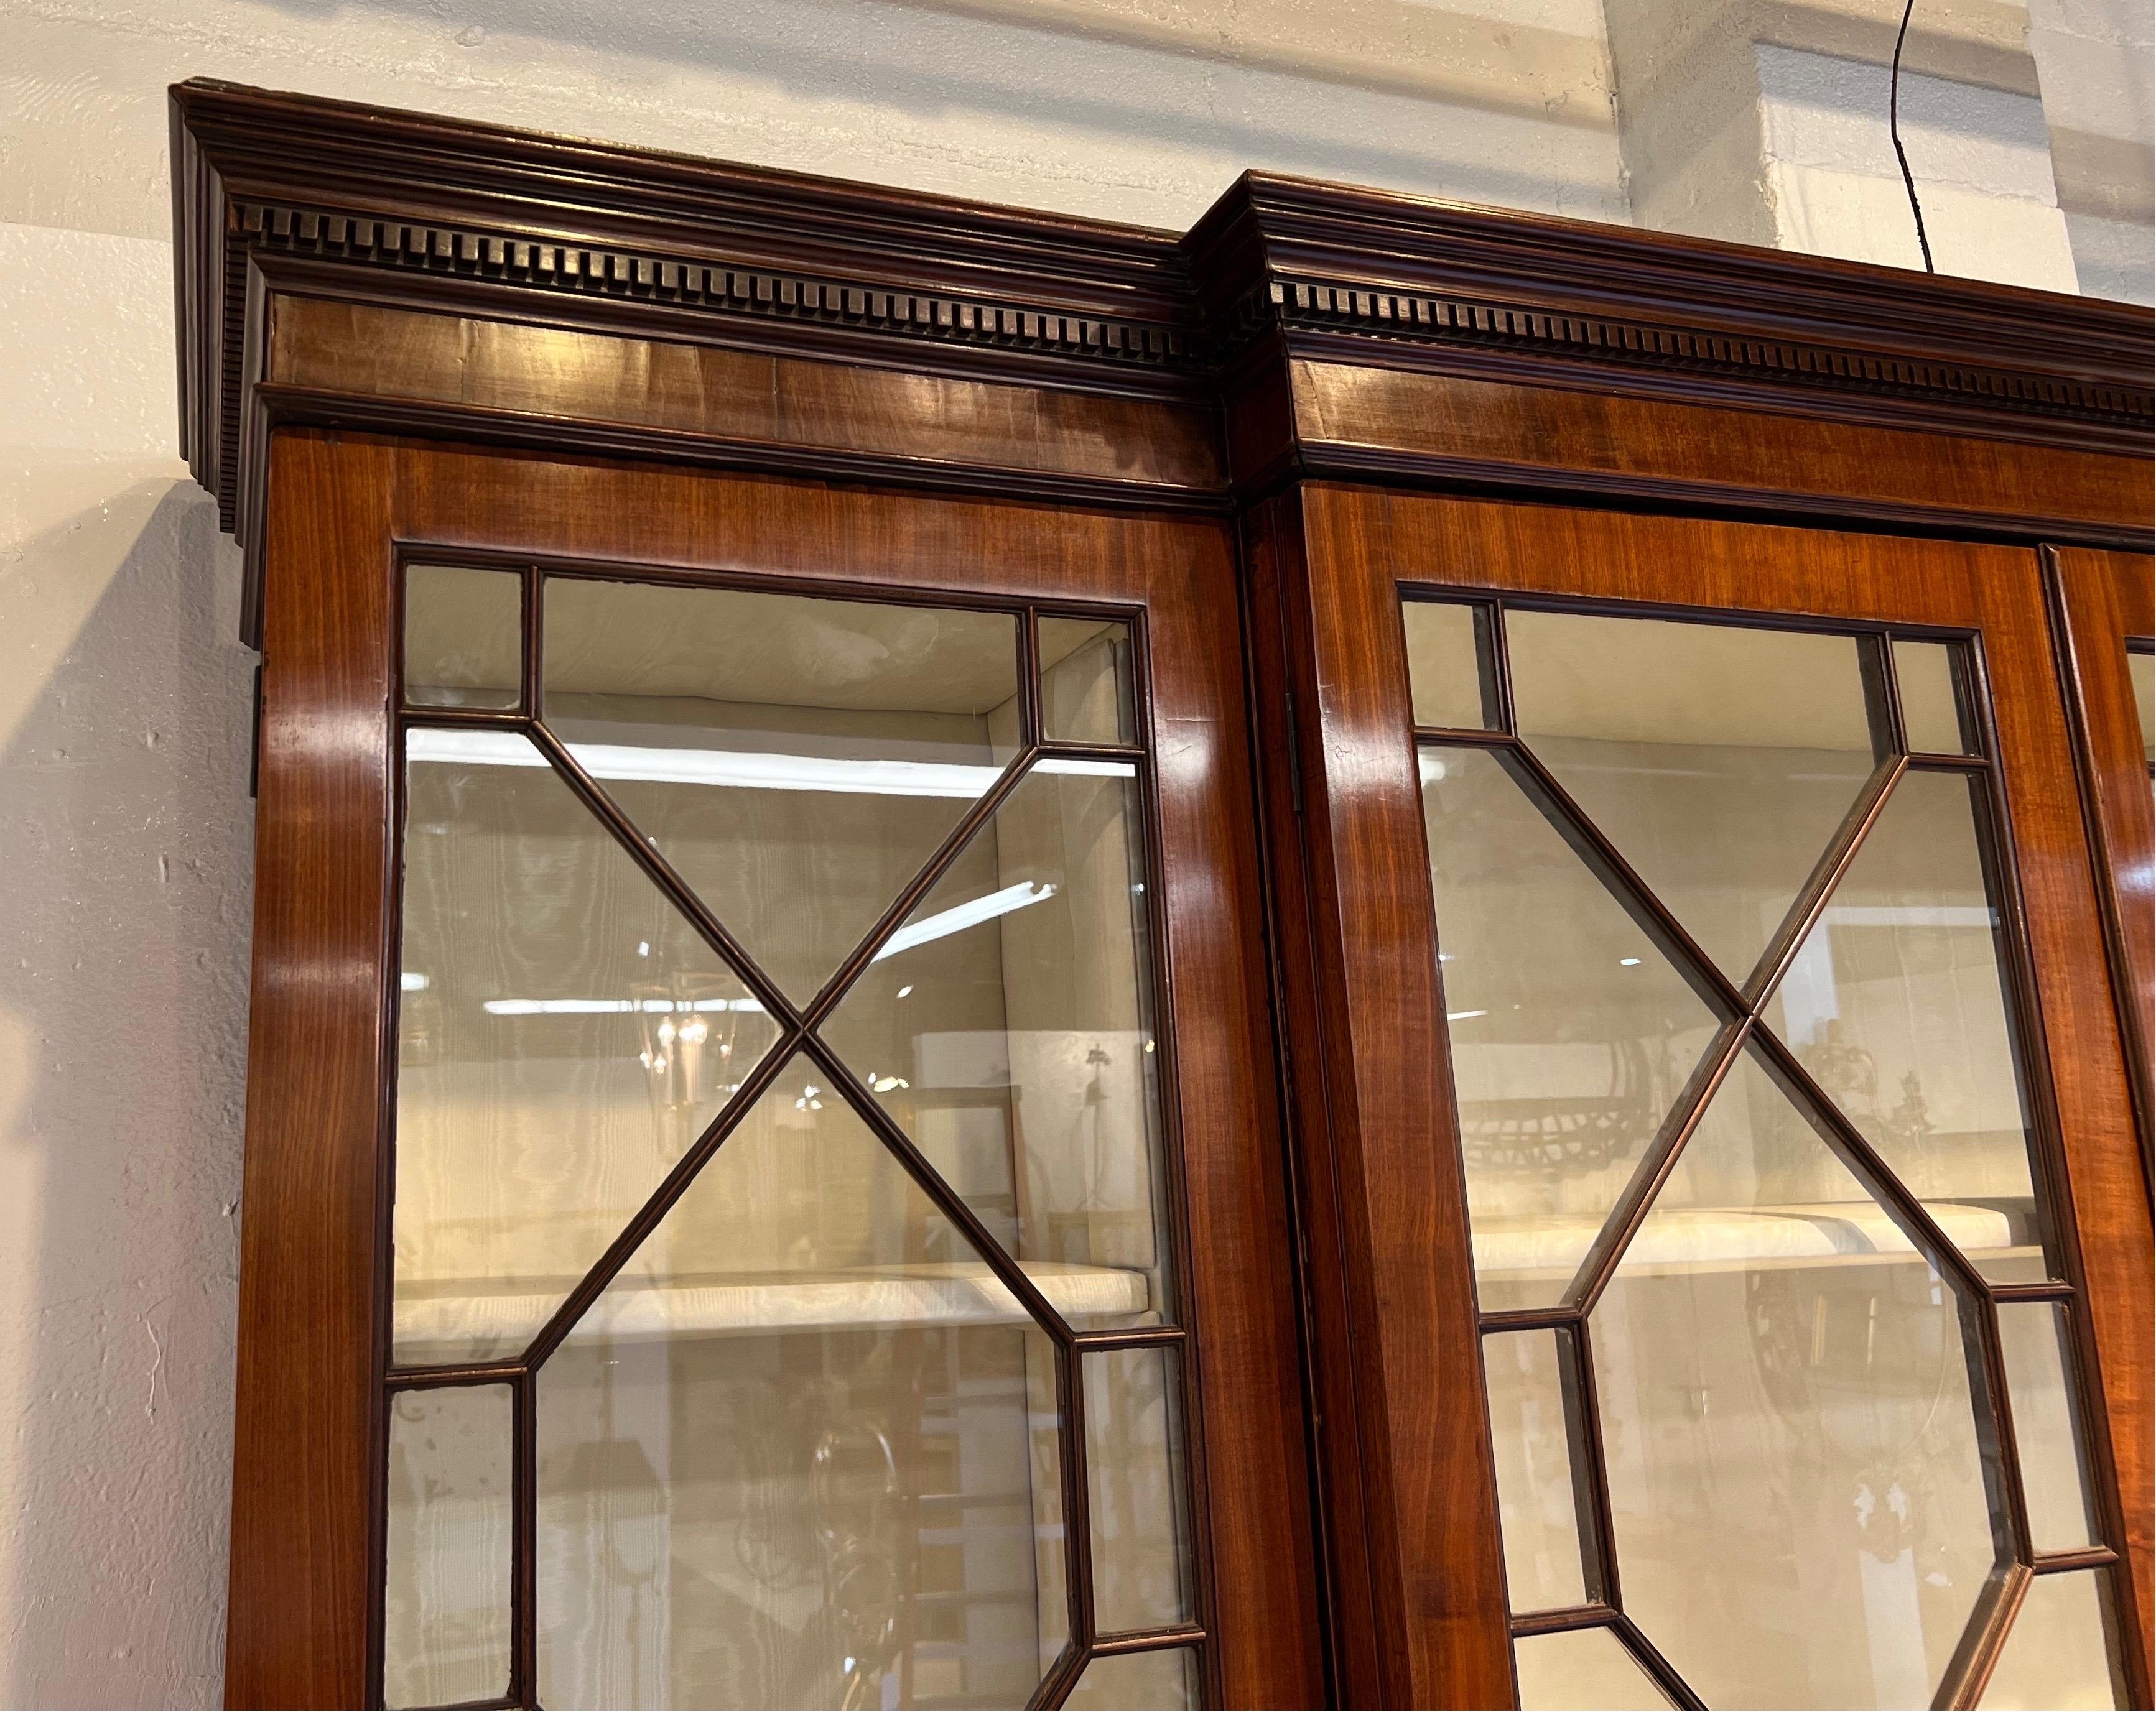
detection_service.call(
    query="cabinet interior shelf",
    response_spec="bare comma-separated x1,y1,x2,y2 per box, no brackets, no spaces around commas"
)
394,1258,1155,1358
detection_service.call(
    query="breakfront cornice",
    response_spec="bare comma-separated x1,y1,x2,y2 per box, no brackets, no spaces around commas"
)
172,77,2154,633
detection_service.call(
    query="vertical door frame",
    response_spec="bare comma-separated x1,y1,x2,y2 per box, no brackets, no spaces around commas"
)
1259,481,2155,1709
227,428,1325,1708
2045,548,2156,1179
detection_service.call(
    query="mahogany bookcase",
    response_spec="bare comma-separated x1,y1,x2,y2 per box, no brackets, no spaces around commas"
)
170,80,2154,1712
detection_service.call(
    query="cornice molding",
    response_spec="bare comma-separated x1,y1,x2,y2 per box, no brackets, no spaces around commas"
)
173,80,2154,544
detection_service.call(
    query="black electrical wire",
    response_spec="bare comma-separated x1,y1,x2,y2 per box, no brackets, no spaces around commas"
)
1890,0,1936,271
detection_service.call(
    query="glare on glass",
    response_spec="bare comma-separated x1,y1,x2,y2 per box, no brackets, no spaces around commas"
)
821,761,1175,1329
1998,1302,2099,1550
1765,767,2046,1280
1084,1345,1193,1633
406,563,521,710
536,1059,1068,1710
1064,1647,1200,1710
1894,639,1975,755
1507,608,1880,984
394,733,779,1364
1041,616,1138,746
1402,599,1497,730
1420,744,1722,1311
543,576,1022,1003
1592,1048,1999,1710
2129,647,2155,768
1482,1328,1589,1613
383,1384,513,1711
1513,1627,1672,1711
1977,1571,2126,1710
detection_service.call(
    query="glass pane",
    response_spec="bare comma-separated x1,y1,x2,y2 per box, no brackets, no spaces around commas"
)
1895,639,1974,755
1979,1571,2127,1710
1064,1647,1199,1710
1041,617,1137,746
394,731,780,1364
384,1384,513,1711
1513,1627,1672,1711
406,563,521,710
1402,599,1497,729
1592,1047,2002,1710
1084,1345,1192,1633
1999,1302,2098,1550
1484,1329,1589,1613
822,760,1174,1328
1765,767,2045,1280
543,576,1022,1003
2129,647,2155,767
1420,744,1723,1311
537,1058,1067,1709
1508,608,1881,984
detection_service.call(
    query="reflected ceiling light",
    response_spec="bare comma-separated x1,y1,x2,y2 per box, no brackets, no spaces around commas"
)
400,972,430,992
1446,1009,1488,1021
873,881,1058,960
406,726,1134,797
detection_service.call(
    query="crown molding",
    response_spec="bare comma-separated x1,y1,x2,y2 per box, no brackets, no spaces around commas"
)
173,80,2153,548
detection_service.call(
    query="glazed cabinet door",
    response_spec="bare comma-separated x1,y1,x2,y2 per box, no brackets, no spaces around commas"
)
1252,486,2153,1710
228,432,1321,1710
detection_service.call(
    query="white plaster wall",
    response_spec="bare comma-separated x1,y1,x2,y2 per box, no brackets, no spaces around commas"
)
0,219,253,1708
1755,42,2079,289
0,0,1623,1703
2026,0,2155,301
1602,0,2099,293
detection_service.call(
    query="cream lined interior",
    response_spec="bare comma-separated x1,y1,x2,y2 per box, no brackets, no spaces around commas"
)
1408,601,2121,1710
388,578,1186,1710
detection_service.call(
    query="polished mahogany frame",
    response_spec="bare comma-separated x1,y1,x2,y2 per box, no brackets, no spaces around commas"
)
235,434,1321,1709
174,80,2154,1712
2047,550,2156,1159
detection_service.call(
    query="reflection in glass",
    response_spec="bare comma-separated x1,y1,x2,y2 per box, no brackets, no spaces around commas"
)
537,1061,1066,1710
2129,648,2155,768
1766,768,2044,1279
1513,1627,1671,1711
1593,1048,1999,1709
406,563,521,710
1421,744,1722,1310
394,734,779,1363
1508,608,1880,984
1978,1571,2126,1710
384,1384,513,1711
1999,1302,2098,1550
1084,1346,1192,1633
544,577,1022,1003
1064,1647,1200,1710
1483,1328,1588,1613
822,762,1173,1328
1403,600,1497,730
1894,639,1973,755
1041,617,1137,746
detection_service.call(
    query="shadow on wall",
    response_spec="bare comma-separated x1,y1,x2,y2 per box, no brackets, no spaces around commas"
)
0,473,254,1708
